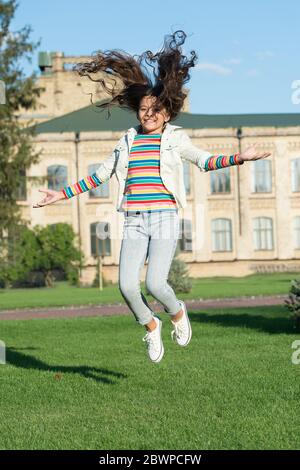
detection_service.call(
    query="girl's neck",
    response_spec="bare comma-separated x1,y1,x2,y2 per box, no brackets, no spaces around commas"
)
138,123,166,135
140,131,162,135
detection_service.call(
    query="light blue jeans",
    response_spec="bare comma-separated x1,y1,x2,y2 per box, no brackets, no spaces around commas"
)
118,209,182,326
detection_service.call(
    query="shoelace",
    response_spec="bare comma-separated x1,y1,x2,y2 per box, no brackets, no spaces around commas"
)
143,331,159,352
171,319,188,341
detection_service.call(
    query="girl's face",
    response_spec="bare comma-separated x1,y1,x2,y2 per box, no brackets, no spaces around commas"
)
138,95,170,134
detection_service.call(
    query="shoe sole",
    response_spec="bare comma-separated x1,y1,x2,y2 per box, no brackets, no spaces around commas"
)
176,301,192,347
150,318,164,363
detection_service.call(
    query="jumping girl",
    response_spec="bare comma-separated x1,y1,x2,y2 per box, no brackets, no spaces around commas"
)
33,31,271,363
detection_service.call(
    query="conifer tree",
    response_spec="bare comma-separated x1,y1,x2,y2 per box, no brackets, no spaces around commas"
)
0,0,43,282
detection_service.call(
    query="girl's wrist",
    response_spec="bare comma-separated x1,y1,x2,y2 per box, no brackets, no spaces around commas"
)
236,153,244,164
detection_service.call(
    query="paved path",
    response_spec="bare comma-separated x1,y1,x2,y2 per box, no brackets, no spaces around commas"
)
0,294,288,320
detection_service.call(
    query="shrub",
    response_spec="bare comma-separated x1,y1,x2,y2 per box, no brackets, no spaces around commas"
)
285,278,300,331
1,223,83,288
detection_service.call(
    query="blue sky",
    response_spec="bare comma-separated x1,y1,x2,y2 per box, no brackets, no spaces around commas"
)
11,0,300,115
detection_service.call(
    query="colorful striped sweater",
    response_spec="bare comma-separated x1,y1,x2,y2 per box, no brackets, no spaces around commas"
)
121,133,177,212
61,134,243,206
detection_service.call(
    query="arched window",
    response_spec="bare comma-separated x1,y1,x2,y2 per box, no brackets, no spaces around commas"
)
88,164,109,198
291,158,300,192
210,167,231,193
253,217,274,250
293,217,300,249
212,218,232,251
47,165,68,191
251,160,272,192
179,218,192,252
90,222,111,256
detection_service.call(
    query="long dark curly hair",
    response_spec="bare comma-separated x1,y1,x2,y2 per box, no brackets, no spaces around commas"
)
73,30,197,121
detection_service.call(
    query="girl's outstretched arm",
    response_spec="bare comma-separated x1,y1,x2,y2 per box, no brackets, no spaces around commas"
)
33,172,105,207
203,152,244,171
32,173,104,207
62,173,102,199
176,130,271,171
204,142,271,169
32,188,65,208
33,135,125,208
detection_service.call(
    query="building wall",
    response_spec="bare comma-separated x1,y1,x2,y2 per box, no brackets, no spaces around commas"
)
24,125,300,285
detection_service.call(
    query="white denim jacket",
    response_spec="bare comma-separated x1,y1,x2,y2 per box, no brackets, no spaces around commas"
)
95,122,217,212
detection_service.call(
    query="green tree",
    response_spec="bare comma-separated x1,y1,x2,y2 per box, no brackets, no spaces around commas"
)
36,224,83,287
0,225,39,286
0,0,43,247
0,224,83,288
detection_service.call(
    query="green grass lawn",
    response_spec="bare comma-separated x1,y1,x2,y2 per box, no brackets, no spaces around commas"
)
0,305,299,450
0,271,299,311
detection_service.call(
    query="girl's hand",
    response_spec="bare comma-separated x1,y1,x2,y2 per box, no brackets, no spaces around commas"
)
32,189,65,208
239,142,271,163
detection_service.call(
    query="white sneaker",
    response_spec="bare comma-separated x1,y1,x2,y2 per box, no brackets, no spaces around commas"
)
142,316,164,363
171,300,192,347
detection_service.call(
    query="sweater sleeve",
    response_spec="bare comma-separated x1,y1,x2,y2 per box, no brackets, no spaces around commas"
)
62,173,102,199
62,133,126,199
203,153,244,171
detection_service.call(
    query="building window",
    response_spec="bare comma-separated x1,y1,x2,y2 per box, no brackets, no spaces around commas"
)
47,165,68,191
90,222,111,256
253,217,274,250
251,160,272,193
293,217,300,249
183,161,191,195
179,219,192,252
88,164,109,198
212,218,232,252
16,167,27,201
291,158,300,192
210,167,230,193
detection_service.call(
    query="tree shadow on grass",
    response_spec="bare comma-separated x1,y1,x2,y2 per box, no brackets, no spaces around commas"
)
189,309,296,335
6,347,127,384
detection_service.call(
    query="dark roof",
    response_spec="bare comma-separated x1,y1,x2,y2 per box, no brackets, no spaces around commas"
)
175,112,300,129
32,101,300,134
32,103,138,134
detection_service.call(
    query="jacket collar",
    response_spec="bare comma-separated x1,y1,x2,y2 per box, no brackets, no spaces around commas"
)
126,122,182,138
124,122,182,153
